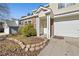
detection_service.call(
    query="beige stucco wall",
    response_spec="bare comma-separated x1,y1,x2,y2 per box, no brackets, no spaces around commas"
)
49,3,79,15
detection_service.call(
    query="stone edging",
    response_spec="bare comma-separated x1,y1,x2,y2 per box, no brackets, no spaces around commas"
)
7,38,25,49
7,38,48,52
25,39,48,52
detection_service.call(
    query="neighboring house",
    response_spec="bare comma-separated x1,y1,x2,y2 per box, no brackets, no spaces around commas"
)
20,3,79,39
0,20,19,35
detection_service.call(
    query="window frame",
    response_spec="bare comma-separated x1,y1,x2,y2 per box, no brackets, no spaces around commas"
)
58,3,66,9
66,3,76,7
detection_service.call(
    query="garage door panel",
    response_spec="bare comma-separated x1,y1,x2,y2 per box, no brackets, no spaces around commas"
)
54,20,79,37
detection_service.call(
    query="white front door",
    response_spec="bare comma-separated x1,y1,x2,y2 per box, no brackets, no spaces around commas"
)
44,28,47,36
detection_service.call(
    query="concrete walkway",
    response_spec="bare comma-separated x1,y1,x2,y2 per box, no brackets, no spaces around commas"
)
39,37,79,56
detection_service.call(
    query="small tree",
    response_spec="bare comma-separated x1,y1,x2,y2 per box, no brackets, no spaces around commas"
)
0,3,10,20
18,23,37,37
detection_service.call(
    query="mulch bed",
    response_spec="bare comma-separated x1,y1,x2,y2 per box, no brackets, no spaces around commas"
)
8,35,45,45
2,35,49,56
23,37,45,44
0,39,27,56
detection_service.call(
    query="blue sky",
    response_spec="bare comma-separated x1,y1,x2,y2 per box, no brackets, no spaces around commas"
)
7,3,48,19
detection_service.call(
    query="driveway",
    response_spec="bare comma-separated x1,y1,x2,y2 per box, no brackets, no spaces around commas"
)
0,33,8,36
39,37,79,56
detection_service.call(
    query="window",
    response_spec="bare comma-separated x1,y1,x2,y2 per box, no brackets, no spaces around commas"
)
58,3,65,9
20,21,23,25
25,21,27,24
28,21,31,23
19,21,22,24
66,3,76,7
58,3,76,9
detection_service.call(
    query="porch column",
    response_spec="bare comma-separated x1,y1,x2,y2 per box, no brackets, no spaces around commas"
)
36,17,40,36
46,13,51,39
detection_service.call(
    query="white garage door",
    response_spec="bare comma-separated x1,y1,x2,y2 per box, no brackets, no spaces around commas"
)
54,20,79,37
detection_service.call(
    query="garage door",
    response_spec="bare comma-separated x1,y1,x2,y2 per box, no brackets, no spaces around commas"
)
10,27,18,34
54,20,79,37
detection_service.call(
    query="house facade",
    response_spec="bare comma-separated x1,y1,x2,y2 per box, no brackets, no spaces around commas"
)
20,3,79,39
50,3,79,38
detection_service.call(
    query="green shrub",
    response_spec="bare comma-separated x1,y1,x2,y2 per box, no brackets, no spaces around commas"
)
29,27,37,36
18,26,24,35
18,23,36,37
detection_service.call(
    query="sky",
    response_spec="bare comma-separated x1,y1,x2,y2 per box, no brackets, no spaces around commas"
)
7,3,48,19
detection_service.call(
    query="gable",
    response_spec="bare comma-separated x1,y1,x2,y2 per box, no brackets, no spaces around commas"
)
38,10,46,17
35,7,50,17
34,7,54,18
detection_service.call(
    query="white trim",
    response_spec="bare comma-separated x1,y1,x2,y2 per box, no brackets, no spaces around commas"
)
44,10,51,14
35,7,50,13
55,11,79,18
47,14,51,39
36,17,40,36
21,14,38,20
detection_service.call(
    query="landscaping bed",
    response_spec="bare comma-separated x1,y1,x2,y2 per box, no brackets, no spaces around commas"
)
0,39,27,56
0,23,49,56
7,34,49,56
8,35,45,45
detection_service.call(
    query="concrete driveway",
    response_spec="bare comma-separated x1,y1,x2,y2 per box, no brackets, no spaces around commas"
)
39,37,79,56
0,33,8,36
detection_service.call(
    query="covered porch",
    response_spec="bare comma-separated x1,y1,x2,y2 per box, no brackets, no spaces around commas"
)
35,7,54,39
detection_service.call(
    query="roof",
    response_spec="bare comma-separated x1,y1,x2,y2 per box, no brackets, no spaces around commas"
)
5,20,18,27
0,20,18,27
20,4,49,20
32,4,49,13
20,14,38,20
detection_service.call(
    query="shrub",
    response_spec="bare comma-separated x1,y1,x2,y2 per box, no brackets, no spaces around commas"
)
29,28,37,36
18,26,23,35
18,23,36,37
